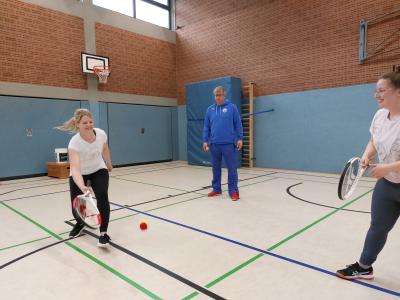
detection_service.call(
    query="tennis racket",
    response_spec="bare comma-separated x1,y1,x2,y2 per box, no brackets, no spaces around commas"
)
337,157,367,200
72,192,101,229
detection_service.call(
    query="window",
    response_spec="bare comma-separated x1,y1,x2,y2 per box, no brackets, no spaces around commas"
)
93,0,134,17
136,0,170,29
149,0,169,5
92,0,173,30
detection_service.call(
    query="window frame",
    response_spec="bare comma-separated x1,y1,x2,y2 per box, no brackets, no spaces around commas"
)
135,0,172,29
92,0,174,29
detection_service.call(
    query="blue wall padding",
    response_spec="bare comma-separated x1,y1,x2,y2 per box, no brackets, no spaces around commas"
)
0,96,175,178
107,103,173,166
0,96,80,178
185,76,242,166
253,83,378,173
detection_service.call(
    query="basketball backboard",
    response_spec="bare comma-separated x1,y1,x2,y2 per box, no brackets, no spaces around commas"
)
81,52,110,74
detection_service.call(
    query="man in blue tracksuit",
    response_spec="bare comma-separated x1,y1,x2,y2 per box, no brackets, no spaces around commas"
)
202,86,243,201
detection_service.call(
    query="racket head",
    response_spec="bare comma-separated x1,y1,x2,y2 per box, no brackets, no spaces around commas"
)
72,193,101,229
338,157,364,200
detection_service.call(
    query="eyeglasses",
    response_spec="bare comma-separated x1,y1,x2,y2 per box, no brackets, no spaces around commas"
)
375,88,393,94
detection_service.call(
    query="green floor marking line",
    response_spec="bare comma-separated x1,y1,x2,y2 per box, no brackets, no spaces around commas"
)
1,176,278,253
111,178,278,223
182,189,373,300
1,202,162,300
114,177,192,193
1,195,205,253
111,194,206,222
2,174,363,299
268,188,373,251
66,242,162,299
0,236,52,252
0,230,72,252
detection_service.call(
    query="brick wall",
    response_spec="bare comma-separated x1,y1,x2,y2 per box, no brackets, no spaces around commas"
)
96,23,176,98
0,0,86,89
176,0,400,104
3,0,399,102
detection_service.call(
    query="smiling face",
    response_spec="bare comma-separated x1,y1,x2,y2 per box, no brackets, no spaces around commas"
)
375,78,400,111
76,115,94,133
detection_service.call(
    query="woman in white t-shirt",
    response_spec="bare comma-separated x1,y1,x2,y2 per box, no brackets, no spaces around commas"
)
337,71,400,280
57,108,113,247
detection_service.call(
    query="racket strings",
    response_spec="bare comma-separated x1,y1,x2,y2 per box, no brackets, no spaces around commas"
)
341,161,362,199
84,199,99,225
75,195,101,228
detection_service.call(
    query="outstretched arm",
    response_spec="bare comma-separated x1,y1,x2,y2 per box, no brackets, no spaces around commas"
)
69,149,92,194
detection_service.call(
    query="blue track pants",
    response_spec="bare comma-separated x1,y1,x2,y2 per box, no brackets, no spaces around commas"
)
210,143,239,196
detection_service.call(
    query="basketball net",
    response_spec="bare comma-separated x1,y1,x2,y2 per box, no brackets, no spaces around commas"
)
93,66,110,84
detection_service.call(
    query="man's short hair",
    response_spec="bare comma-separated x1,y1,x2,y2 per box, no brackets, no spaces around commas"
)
213,86,225,95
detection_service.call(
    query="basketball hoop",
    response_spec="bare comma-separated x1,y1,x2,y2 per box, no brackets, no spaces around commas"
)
93,66,110,84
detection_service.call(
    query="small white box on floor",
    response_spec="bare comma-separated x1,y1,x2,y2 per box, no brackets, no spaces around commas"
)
55,148,68,162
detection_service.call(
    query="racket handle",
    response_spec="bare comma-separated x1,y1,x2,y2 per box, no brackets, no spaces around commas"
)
84,180,97,204
84,180,92,197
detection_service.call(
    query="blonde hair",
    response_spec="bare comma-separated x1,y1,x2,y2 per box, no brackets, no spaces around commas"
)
55,108,93,133
213,86,225,96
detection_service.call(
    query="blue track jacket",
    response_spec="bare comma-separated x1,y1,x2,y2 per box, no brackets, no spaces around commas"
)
203,100,243,144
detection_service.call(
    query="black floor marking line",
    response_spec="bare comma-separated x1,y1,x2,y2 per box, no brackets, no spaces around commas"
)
111,165,183,175
110,172,277,212
0,236,81,269
112,176,192,192
276,170,377,184
65,222,226,300
0,177,67,188
2,202,161,299
112,172,279,198
185,163,376,186
1,190,70,203
111,165,187,178
287,183,370,214
110,162,188,176
0,177,304,256
1,168,183,201
0,163,183,196
2,171,276,206
68,177,280,224
241,165,376,183
110,202,400,298
0,182,68,197
65,172,278,222
270,174,375,188
2,173,361,205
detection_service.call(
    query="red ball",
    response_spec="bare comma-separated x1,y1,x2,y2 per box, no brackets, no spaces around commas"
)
140,222,148,230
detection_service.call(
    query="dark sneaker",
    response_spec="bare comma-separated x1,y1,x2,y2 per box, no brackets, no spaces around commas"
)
231,191,239,201
208,191,222,197
69,223,85,237
98,234,111,248
336,262,374,280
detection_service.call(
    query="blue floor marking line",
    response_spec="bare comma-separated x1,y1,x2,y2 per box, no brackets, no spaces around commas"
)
110,201,400,298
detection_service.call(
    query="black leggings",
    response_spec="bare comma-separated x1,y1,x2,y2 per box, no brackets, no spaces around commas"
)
360,178,400,266
69,168,110,232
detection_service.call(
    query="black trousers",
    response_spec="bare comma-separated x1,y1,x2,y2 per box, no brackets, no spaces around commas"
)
69,168,110,232
360,178,400,266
